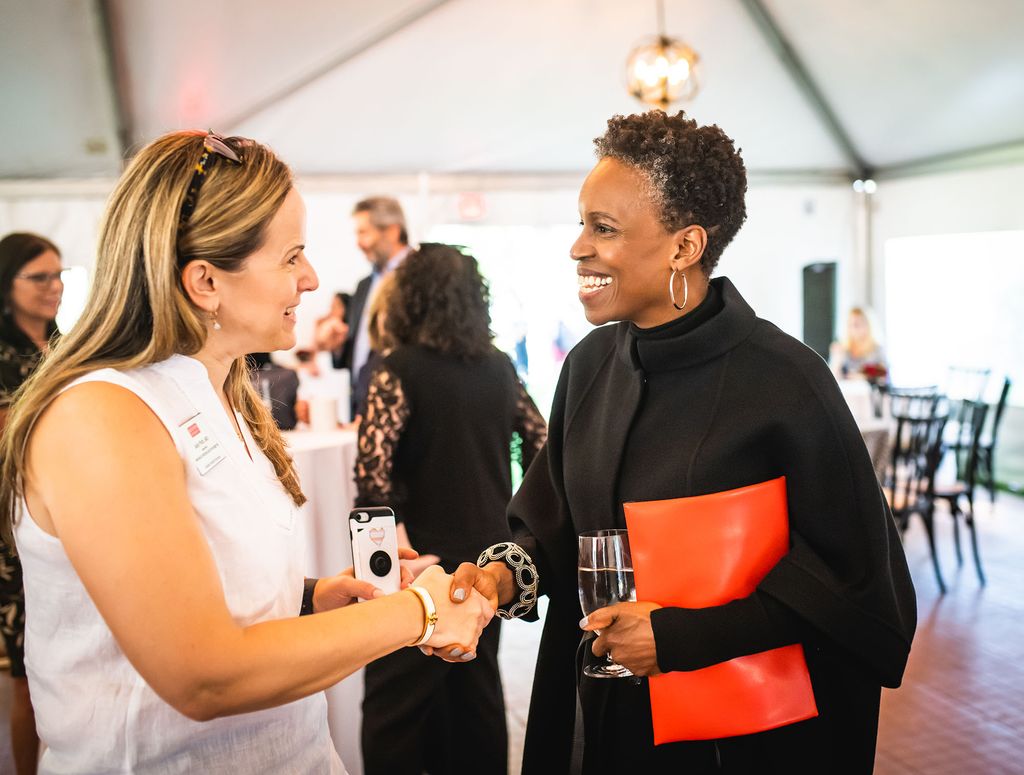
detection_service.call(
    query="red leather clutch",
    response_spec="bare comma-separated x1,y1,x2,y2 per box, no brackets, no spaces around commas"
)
623,476,818,743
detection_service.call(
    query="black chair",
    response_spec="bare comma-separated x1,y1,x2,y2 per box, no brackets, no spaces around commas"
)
887,396,950,593
938,366,989,447
885,386,941,422
934,400,988,587
945,365,991,402
977,377,1012,503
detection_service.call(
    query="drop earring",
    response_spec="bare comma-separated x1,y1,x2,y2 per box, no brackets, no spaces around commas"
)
211,311,222,331
668,269,688,311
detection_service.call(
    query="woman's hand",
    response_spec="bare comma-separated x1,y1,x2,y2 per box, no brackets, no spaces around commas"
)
313,548,420,612
450,561,515,610
412,565,494,660
417,561,513,661
315,317,348,352
580,601,663,677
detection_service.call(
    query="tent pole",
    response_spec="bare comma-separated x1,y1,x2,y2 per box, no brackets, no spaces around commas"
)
875,138,1024,180
736,0,868,179
94,0,131,163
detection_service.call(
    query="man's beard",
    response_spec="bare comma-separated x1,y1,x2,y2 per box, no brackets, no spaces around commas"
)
370,243,392,269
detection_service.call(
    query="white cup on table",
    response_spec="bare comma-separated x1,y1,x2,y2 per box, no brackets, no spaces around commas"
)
309,396,338,432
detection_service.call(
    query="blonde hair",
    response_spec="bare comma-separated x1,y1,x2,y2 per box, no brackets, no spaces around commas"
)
0,131,305,545
842,306,880,358
367,273,397,354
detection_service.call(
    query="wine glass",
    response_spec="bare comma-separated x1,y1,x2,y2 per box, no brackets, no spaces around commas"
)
578,529,636,678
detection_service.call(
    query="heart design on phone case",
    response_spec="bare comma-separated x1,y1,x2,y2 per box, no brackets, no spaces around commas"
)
369,527,386,546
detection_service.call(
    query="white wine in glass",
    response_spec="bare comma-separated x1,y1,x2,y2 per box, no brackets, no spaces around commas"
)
578,529,636,678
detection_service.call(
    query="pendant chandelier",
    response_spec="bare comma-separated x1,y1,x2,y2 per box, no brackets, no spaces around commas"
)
625,0,701,111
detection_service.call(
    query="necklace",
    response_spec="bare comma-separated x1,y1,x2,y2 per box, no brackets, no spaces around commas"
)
226,396,252,459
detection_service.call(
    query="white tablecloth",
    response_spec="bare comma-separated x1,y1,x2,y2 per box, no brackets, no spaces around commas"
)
284,429,365,775
838,379,875,427
837,382,892,482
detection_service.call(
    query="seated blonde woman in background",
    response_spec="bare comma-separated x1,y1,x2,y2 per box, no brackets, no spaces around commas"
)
830,306,887,379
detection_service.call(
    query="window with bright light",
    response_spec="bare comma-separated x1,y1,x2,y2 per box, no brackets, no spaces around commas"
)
55,265,90,334
885,231,1023,404
426,224,594,417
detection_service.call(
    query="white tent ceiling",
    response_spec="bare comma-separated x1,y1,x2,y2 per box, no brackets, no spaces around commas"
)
3,0,1023,180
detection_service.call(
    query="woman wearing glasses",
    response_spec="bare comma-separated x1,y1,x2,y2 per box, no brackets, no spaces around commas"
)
0,132,492,774
0,231,65,775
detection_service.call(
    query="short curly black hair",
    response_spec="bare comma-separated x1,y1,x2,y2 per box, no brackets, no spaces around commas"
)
386,243,492,359
594,111,747,276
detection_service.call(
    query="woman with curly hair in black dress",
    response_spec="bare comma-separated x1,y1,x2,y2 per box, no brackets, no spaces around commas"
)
443,112,916,774
355,243,547,774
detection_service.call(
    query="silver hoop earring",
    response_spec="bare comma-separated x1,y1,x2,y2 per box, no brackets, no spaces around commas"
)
669,270,688,311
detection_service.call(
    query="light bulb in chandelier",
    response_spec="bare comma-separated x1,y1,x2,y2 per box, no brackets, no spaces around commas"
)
626,35,700,111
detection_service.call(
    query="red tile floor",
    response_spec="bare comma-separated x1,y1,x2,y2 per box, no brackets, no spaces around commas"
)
875,492,1024,774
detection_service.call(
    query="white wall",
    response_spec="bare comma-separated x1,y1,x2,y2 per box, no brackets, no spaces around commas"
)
871,162,1024,487
870,161,1024,321
0,186,109,270
3,176,856,348
727,184,856,339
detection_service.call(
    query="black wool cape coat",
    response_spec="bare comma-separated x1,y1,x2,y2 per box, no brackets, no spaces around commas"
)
509,277,916,774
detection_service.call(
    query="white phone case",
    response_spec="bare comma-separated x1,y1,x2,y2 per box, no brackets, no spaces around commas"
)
349,509,402,596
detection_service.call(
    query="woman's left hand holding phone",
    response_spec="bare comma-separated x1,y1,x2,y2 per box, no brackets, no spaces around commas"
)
313,548,421,612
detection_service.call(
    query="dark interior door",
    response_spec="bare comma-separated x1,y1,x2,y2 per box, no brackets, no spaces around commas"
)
803,261,836,360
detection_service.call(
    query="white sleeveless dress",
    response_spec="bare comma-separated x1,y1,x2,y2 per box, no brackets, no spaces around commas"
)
14,354,346,774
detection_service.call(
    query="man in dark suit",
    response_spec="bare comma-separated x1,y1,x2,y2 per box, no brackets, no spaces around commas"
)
328,196,410,416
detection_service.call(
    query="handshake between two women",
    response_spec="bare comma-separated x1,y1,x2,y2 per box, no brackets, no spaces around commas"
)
314,549,496,659
408,564,496,660
414,561,662,677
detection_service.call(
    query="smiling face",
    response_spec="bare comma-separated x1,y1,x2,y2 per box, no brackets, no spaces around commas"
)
847,310,870,344
9,249,64,324
215,188,318,353
572,157,705,328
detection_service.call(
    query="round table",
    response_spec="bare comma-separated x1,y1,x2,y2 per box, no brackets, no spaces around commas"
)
284,428,364,775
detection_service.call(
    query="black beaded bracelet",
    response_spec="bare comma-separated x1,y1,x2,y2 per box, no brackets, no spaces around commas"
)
477,542,539,620
300,577,318,616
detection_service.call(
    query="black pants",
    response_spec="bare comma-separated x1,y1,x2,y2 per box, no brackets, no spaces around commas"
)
361,619,507,775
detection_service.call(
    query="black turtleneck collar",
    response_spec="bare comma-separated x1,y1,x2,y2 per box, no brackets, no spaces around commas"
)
631,278,723,341
615,277,758,373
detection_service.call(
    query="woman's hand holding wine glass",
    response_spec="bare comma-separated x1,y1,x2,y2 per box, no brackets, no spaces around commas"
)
579,601,663,678
578,529,655,679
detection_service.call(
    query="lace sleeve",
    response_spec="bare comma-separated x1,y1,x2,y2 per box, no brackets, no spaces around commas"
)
354,364,410,509
513,378,547,474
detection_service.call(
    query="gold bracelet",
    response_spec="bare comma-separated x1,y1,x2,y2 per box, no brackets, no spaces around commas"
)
407,586,438,647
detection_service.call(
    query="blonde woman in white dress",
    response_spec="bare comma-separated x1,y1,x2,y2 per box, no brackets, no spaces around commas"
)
0,131,492,774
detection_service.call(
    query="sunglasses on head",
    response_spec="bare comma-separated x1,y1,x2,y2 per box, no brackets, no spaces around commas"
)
178,131,245,227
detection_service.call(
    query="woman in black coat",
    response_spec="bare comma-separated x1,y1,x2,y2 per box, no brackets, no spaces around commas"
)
439,112,916,773
355,243,546,775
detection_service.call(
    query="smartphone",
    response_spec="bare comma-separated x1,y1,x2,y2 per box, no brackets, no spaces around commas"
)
349,507,402,597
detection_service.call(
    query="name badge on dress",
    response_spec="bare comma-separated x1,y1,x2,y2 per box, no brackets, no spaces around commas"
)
275,506,297,533
179,414,226,476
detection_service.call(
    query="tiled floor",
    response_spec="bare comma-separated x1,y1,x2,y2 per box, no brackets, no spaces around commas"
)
3,493,1022,773
874,493,1024,774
